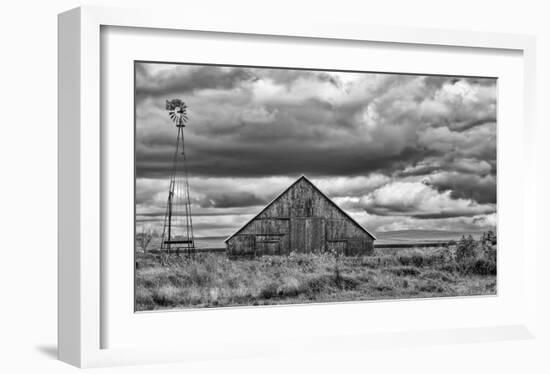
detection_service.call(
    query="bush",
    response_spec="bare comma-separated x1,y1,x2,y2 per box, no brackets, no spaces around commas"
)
456,235,477,262
479,231,497,263
278,276,302,297
411,254,424,267
452,231,497,275
467,258,497,276
260,281,279,299
395,249,444,268
136,229,154,253
480,230,497,245
334,274,360,290
152,285,180,306
304,274,332,295
397,256,411,266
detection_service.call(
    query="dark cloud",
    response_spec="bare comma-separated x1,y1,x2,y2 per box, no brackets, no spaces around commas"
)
426,172,496,204
366,205,495,219
136,65,257,100
196,191,267,208
411,211,491,219
423,75,450,89
448,116,497,132
399,154,494,178
136,142,432,179
135,63,497,235
138,211,252,218
135,64,344,102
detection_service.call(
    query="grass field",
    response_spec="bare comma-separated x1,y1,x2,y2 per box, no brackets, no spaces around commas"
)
135,236,496,311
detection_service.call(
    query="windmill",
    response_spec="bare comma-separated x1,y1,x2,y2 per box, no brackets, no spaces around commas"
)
160,99,195,256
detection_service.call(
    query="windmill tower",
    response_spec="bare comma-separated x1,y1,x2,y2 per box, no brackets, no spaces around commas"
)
160,99,195,256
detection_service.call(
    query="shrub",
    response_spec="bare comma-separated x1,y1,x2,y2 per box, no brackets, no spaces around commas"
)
398,256,411,266
479,231,497,263
260,281,279,299
304,274,331,295
335,274,360,290
278,276,302,297
456,235,477,262
411,254,424,267
480,230,497,245
136,228,154,253
152,285,180,306
452,232,497,275
467,258,497,276
395,249,444,268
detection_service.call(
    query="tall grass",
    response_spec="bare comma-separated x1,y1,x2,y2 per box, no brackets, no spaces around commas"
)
136,235,497,310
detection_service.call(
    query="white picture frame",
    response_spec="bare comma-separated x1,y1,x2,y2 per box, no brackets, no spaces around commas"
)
58,5,538,368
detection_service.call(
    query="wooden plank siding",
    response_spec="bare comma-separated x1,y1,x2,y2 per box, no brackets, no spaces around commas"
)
290,218,326,252
226,176,375,257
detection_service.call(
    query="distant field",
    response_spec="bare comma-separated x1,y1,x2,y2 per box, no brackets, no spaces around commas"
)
140,230,493,252
135,241,496,311
373,229,487,245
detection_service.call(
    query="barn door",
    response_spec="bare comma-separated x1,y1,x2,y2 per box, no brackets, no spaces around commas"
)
290,219,305,252
306,218,325,252
291,218,325,253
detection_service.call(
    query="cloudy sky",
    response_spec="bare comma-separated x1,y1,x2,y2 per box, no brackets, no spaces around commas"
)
135,62,497,237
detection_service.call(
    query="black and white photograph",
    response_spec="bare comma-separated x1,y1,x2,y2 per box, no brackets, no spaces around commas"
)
134,62,497,311
3,0,548,371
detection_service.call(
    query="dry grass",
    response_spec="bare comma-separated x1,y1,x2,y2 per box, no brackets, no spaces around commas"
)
135,244,496,311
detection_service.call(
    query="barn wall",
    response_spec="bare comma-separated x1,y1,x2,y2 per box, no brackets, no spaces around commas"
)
347,238,374,256
226,178,374,257
226,234,255,257
227,218,290,256
259,179,346,220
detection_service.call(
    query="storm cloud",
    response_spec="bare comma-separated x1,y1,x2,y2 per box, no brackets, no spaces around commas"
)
135,63,497,236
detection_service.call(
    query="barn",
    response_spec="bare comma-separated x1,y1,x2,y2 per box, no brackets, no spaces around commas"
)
225,176,376,257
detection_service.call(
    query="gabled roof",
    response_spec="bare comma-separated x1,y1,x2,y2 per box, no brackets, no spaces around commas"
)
224,175,376,242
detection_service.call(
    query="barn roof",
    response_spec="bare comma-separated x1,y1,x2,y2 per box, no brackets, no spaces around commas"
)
224,175,376,242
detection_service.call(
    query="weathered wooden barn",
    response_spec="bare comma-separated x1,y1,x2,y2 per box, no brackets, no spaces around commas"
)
225,176,376,257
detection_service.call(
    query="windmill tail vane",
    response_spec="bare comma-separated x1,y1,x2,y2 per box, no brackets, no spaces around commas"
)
161,98,195,256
